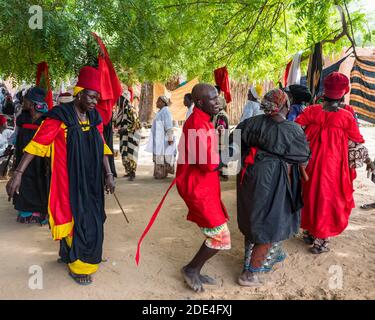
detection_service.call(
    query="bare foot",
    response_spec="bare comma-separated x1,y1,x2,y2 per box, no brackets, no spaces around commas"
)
199,274,217,285
238,270,263,287
181,267,204,293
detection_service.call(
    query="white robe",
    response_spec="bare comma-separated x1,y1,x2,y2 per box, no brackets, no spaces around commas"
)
145,107,176,162
0,128,14,156
240,101,263,122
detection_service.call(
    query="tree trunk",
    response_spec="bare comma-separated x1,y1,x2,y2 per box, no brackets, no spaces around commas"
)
138,82,154,124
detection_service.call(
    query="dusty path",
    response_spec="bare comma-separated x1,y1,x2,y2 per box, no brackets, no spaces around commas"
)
0,127,374,300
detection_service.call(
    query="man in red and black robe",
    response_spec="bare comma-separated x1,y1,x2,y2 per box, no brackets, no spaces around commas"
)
7,66,115,285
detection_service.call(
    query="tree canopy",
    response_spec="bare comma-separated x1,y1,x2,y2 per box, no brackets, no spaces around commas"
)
0,0,372,86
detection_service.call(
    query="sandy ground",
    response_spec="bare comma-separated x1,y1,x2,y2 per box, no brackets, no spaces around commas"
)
0,126,374,300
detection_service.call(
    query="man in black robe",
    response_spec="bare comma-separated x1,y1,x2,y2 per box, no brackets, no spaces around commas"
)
13,87,49,224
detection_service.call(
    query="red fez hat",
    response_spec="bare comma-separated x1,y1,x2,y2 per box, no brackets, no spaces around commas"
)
323,72,350,100
76,66,101,93
0,115,7,126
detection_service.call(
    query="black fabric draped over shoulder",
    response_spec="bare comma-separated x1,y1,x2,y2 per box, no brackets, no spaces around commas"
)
47,103,105,265
236,114,310,243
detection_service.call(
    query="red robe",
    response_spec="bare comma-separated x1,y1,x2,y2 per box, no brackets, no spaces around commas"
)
176,107,228,228
295,105,364,238
135,107,229,265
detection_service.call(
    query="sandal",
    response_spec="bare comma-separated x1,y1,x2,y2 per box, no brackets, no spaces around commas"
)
303,230,315,245
69,272,93,286
360,203,375,210
310,238,330,254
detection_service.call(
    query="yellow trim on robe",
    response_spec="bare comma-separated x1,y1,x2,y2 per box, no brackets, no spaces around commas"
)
69,260,99,275
64,235,99,275
61,122,113,154
24,140,49,157
49,215,74,240
104,144,113,155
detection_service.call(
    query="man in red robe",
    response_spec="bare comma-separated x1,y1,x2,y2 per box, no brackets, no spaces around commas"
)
295,72,365,254
176,83,230,292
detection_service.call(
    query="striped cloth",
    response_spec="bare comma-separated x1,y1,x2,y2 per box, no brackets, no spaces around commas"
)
350,57,375,124
115,98,141,163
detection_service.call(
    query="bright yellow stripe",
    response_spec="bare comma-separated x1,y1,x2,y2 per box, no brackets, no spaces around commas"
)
104,144,113,155
64,235,99,275
73,86,85,96
24,140,49,157
68,259,99,275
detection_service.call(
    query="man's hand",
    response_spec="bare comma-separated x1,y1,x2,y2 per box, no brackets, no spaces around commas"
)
105,174,115,194
365,157,375,173
6,171,22,201
4,145,13,156
217,125,225,135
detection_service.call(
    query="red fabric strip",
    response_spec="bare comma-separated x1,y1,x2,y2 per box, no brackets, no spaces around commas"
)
240,147,258,185
22,124,39,130
135,178,177,265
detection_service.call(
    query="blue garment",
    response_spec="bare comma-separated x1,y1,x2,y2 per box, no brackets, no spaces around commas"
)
287,104,305,122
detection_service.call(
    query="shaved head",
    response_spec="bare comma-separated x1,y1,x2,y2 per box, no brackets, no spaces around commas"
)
192,83,215,103
191,83,220,116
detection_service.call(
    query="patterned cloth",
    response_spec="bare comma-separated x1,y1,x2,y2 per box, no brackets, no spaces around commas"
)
260,89,289,113
115,96,141,171
124,159,137,175
350,57,375,124
201,223,231,250
348,140,369,169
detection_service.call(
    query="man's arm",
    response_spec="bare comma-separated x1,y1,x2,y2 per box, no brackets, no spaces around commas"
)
6,118,62,200
103,155,115,194
6,152,35,200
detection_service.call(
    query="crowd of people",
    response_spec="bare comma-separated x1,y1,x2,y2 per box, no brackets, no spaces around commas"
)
2,69,375,291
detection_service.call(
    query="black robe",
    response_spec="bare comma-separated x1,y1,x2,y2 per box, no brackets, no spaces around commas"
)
236,114,310,243
46,103,106,265
13,111,49,214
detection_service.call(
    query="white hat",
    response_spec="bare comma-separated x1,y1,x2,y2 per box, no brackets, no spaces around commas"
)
249,85,259,100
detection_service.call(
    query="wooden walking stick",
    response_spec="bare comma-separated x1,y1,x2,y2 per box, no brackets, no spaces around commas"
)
113,192,130,223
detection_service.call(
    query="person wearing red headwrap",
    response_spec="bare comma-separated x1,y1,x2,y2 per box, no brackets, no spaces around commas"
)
234,88,310,287
295,72,366,254
6,66,115,285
